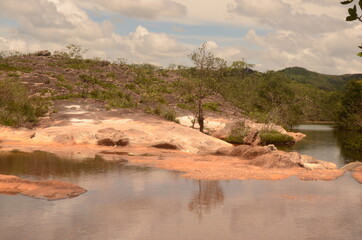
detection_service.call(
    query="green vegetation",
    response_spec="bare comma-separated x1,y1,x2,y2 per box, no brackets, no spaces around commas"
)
337,80,362,130
0,61,32,73
259,130,295,146
0,44,361,130
224,122,249,144
0,80,48,127
343,136,362,152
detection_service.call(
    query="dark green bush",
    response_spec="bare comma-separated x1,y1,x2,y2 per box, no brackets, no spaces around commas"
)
259,130,295,145
343,136,362,152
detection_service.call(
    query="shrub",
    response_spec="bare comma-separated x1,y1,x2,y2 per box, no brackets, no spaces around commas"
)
162,109,179,123
0,80,49,127
343,136,362,152
259,130,295,145
203,102,219,112
224,122,249,144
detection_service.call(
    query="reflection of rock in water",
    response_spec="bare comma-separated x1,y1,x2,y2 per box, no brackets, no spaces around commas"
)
188,180,224,218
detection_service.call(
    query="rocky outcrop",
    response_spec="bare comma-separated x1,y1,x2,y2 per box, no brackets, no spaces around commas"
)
342,162,362,184
217,144,337,171
0,174,86,200
341,162,362,171
352,166,362,184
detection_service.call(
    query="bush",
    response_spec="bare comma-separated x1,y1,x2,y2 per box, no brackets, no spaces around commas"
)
0,80,48,127
259,130,295,145
162,109,179,123
203,102,219,112
343,136,362,152
224,122,249,144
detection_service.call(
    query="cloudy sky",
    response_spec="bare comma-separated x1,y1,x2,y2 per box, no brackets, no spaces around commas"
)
0,0,361,74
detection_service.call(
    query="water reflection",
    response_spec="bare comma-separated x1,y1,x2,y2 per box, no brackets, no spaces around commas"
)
0,150,149,182
284,124,362,166
0,151,361,240
188,181,224,218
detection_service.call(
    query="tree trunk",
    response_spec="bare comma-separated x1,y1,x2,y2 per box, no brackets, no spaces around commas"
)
198,98,204,133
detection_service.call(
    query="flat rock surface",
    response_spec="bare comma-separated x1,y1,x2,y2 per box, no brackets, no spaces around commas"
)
0,100,231,154
0,174,87,200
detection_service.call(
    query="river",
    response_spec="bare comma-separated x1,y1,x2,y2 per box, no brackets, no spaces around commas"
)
0,125,361,240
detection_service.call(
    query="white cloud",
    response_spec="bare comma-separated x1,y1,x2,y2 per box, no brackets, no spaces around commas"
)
78,0,187,20
0,0,360,74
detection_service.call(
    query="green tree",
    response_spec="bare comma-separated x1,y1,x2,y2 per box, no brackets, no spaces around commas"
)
341,0,362,56
337,80,362,130
188,43,226,132
254,72,303,129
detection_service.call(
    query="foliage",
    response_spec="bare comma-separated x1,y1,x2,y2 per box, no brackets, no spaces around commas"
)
259,130,295,146
337,80,362,130
342,135,362,152
224,122,249,144
55,44,88,59
0,60,32,73
0,80,48,127
188,43,227,132
341,0,362,56
202,102,219,112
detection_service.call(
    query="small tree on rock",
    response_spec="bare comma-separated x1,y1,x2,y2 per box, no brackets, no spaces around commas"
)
188,43,226,132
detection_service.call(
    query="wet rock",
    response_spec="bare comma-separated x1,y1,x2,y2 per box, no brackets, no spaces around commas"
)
0,174,86,200
300,162,325,170
342,162,362,171
352,166,362,184
249,151,302,169
151,142,179,150
287,132,306,142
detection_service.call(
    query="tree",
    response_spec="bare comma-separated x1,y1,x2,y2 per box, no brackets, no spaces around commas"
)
254,71,303,129
341,0,362,56
337,80,362,130
188,43,226,132
229,59,255,78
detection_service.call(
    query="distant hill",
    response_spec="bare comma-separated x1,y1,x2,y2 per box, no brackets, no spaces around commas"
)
279,67,362,91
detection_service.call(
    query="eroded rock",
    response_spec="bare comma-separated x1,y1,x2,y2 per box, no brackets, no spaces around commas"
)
352,166,362,184
0,174,86,200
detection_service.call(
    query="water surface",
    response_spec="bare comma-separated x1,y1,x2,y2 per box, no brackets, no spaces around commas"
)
283,124,362,167
0,145,361,240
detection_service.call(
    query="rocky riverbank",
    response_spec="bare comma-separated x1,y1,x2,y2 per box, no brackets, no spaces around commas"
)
0,99,360,201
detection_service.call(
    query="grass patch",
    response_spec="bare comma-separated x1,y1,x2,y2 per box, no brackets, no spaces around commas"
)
259,130,295,145
0,80,49,127
0,62,32,73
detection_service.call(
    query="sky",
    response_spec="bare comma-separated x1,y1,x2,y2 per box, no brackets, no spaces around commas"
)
0,0,361,74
